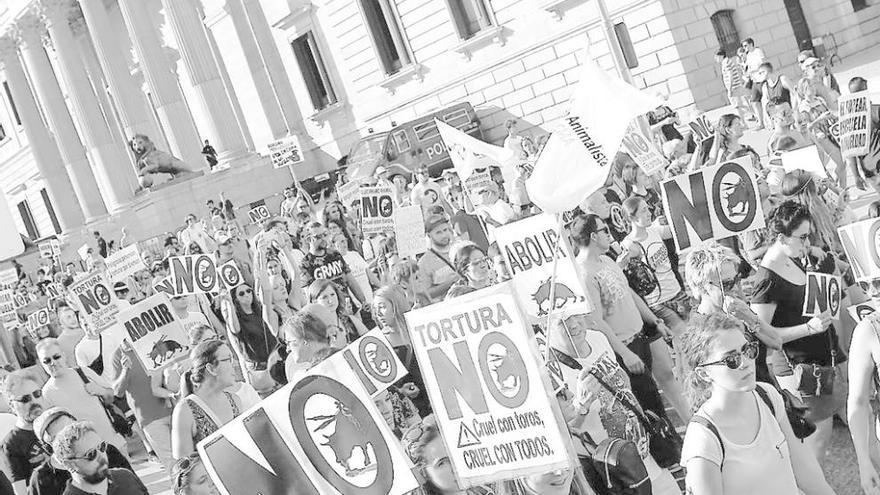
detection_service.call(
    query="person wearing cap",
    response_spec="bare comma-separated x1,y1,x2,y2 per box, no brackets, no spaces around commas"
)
799,52,840,97
473,181,517,232
409,165,449,214
417,214,458,303
29,408,133,495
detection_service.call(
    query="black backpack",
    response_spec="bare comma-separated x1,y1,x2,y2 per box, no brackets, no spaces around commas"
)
578,434,652,495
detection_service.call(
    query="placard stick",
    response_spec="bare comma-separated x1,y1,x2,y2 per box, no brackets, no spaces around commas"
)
543,213,565,371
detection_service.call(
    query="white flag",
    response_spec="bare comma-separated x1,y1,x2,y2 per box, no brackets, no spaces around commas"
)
526,57,660,213
436,119,514,180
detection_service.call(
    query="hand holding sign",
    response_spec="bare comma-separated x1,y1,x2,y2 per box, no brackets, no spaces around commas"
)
802,272,842,320
688,114,714,143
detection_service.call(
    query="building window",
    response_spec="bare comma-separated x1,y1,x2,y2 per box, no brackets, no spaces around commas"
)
852,0,868,11
359,0,412,75
446,0,494,40
291,33,338,112
40,189,60,234
614,22,639,69
16,200,38,240
3,81,20,126
710,10,740,56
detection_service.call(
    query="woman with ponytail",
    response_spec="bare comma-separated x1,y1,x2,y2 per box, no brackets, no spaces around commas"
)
171,340,242,459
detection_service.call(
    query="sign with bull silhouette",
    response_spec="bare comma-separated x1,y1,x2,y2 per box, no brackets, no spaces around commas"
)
494,213,591,322
405,282,574,486
660,156,766,251
328,328,407,398
116,293,189,373
197,352,419,495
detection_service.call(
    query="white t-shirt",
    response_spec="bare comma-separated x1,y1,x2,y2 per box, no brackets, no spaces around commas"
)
42,368,126,452
621,225,682,307
74,329,126,382
745,47,766,77
343,251,373,301
681,383,799,495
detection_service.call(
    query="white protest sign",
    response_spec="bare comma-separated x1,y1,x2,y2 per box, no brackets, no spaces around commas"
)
248,205,271,224
781,145,827,177
847,300,879,323
336,180,363,210
105,244,148,284
404,282,573,486
0,268,17,286
392,205,426,260
69,272,120,332
661,157,765,251
118,293,190,373
622,122,668,175
12,292,29,310
838,91,873,159
803,272,842,319
169,254,221,295
838,218,880,282
44,283,63,301
152,276,176,297
38,241,54,259
0,192,23,260
217,260,244,289
0,289,14,318
268,135,304,169
360,185,395,235
494,213,592,321
77,244,90,261
327,328,407,398
687,114,714,143
27,308,50,331
50,239,60,257
198,357,420,495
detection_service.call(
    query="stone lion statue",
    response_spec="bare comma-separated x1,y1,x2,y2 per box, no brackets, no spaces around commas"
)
128,134,193,189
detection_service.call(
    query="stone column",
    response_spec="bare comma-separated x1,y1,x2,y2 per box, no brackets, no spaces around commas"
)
39,0,136,210
203,21,254,151
161,0,248,159
0,35,85,228
116,0,204,170
14,14,107,220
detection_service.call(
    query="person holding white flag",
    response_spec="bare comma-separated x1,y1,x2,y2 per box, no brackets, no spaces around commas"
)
526,55,660,213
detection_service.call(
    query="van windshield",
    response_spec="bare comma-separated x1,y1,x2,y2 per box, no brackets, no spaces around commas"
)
347,133,389,175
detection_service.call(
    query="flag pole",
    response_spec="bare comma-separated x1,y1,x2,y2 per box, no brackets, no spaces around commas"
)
543,212,566,366
596,0,633,84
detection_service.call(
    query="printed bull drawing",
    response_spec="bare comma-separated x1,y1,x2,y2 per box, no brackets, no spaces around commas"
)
721,177,750,216
149,335,184,366
488,348,520,392
310,401,375,476
532,277,584,315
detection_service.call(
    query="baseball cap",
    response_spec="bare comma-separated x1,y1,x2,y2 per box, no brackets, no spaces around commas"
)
424,213,449,233
801,56,820,68
374,166,389,178
34,407,73,443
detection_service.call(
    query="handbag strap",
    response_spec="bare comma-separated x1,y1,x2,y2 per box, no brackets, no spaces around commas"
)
430,248,457,274
588,369,651,429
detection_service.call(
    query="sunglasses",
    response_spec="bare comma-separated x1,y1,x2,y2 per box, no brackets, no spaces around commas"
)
41,354,64,365
236,288,253,297
11,389,42,404
595,226,609,235
469,258,490,269
68,441,107,462
716,274,742,292
697,341,759,370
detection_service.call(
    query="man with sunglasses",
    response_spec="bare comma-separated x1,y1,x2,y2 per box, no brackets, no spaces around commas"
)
299,222,366,307
53,422,146,495
1,371,47,494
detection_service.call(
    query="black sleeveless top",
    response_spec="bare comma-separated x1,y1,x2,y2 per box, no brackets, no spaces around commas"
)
763,78,791,105
235,308,276,364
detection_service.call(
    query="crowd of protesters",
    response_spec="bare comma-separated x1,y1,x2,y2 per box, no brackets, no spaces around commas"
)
0,39,874,495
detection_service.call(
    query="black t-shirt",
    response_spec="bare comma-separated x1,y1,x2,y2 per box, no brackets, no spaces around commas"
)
2,427,45,484
648,105,684,142
300,250,350,288
29,444,132,495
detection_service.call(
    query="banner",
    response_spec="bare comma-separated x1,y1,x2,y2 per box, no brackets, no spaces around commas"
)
392,205,426,260
337,180,363,210
494,214,592,321
847,300,879,323
661,157,765,251
248,205,271,224
105,245,148,284
436,119,513,184
27,308,50,332
838,91,873,159
69,272,120,332
360,186,395,235
153,276,176,297
198,358,420,495
217,260,244,289
44,283,63,301
781,145,827,177
169,254,220,295
621,122,667,175
803,272,842,319
687,114,714,143
268,135,304,169
838,218,880,282
117,293,190,373
404,282,573,486
326,328,407,398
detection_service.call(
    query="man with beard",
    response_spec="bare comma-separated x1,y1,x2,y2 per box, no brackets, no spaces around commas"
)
299,222,366,307
53,422,146,495
1,371,47,494
417,214,458,302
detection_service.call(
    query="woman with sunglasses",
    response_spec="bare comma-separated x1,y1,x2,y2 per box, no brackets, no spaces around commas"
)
679,312,834,495
222,283,277,396
172,340,242,459
172,454,220,495
751,201,844,462
445,244,494,300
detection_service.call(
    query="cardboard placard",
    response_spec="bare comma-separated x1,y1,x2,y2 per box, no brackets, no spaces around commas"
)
248,205,271,224
838,218,880,282
118,293,190,373
152,276,176,297
404,282,572,486
169,254,220,295
327,328,407,398
687,114,714,143
392,205,426,260
27,308,50,331
802,272,842,319
38,241,54,259
360,186,395,235
494,213,592,321
781,145,827,177
12,292,29,310
197,357,419,495
0,268,17,286
0,289,15,318
44,283,63,301
217,260,244,289
69,272,120,332
838,91,873,159
622,122,667,175
268,135,304,169
336,180,363,210
105,245,148,284
661,157,765,251
847,300,879,323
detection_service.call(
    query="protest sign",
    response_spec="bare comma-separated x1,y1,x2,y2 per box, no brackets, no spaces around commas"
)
248,205,271,224
803,272,842,319
781,145,827,177
217,260,244,289
44,283,63,301
463,169,493,205
360,185,395,235
0,289,14,318
847,300,879,323
117,293,189,373
12,292,29,310
169,254,221,295
268,135,304,169
622,122,667,175
392,205,426,260
27,308,50,332
838,218,880,282
687,114,714,143
77,244,90,261
661,157,765,251
105,245,148,284
336,179,363,210
69,272,119,332
50,239,60,257
0,268,17,287
38,241,54,259
838,91,873,159
404,282,573,486
198,356,420,495
153,276,176,297
328,328,407,398
494,213,591,321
